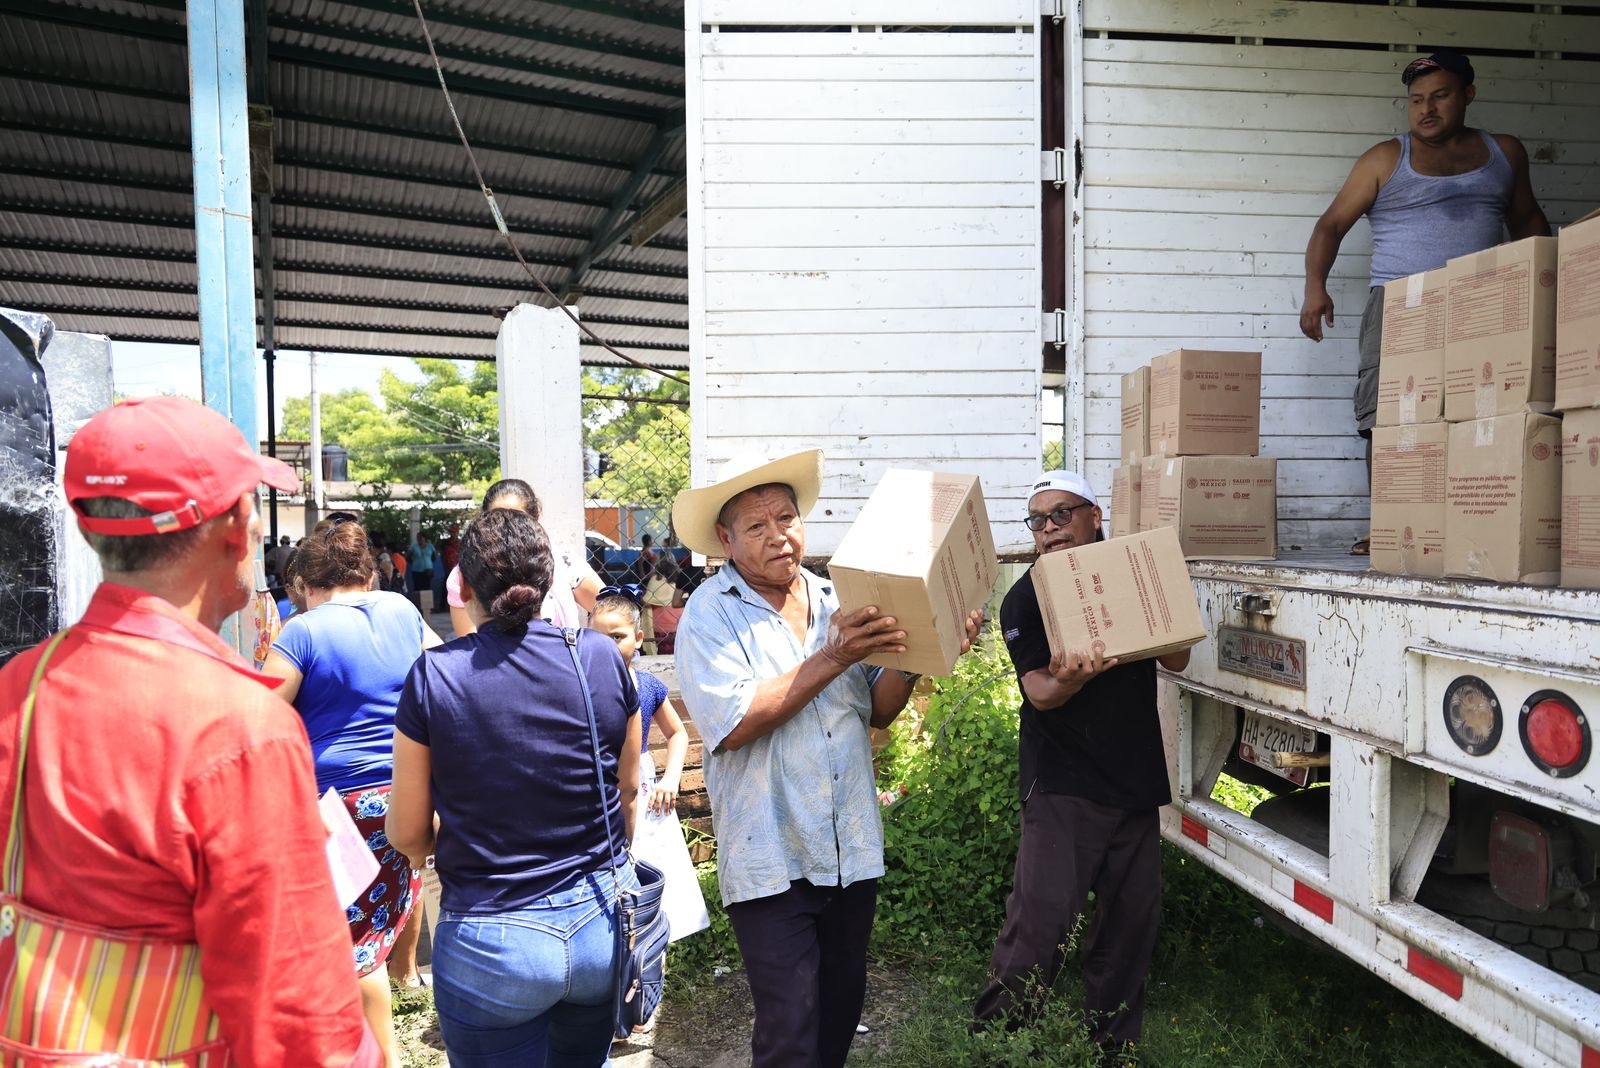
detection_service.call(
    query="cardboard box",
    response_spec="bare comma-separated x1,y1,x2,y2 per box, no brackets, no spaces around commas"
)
829,469,999,676
1148,349,1261,456
1377,268,1447,426
1111,462,1142,538
1556,209,1600,412
1137,454,1165,532
1444,413,1562,585
1121,367,1151,464
1443,237,1558,421
1562,407,1600,589
1369,422,1448,577
1146,455,1277,559
1031,526,1206,665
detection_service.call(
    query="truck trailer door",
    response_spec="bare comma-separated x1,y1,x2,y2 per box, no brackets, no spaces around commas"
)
684,1,1050,556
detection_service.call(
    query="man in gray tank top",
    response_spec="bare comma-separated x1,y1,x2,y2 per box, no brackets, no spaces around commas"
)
1297,51,1548,554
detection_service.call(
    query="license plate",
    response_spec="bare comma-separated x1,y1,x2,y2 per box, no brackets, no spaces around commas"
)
1238,710,1318,787
1218,626,1307,690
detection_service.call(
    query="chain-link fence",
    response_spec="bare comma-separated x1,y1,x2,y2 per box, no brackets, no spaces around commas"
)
582,392,690,586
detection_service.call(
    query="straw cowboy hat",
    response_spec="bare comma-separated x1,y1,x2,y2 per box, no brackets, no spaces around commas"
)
671,449,824,558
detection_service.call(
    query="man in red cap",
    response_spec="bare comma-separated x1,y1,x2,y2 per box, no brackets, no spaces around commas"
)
0,396,380,1067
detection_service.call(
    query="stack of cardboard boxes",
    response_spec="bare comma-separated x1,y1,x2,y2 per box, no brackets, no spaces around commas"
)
1372,212,1600,588
1112,350,1277,560
1558,210,1600,589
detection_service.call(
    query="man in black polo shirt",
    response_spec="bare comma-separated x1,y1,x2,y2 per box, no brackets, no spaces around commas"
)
973,470,1190,1059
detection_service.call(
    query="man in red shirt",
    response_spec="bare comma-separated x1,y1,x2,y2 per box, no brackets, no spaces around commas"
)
0,396,380,1067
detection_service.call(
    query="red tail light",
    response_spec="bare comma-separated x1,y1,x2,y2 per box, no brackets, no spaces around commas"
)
1489,811,1551,912
1519,691,1590,778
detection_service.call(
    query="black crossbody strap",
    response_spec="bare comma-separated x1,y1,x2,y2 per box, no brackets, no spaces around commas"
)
562,628,625,905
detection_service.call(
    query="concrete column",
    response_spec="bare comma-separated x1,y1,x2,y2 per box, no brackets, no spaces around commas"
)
497,304,584,572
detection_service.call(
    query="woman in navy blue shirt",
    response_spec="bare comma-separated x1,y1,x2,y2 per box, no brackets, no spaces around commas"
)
387,509,641,1068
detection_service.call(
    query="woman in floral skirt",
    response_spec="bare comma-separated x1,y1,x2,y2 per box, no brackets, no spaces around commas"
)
263,519,441,1066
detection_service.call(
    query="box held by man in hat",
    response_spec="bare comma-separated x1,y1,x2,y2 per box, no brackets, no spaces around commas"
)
829,469,999,678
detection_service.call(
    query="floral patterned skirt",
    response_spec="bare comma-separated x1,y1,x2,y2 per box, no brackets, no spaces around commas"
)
341,784,423,976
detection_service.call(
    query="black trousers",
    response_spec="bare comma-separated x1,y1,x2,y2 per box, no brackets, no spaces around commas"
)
724,878,878,1068
973,792,1162,1048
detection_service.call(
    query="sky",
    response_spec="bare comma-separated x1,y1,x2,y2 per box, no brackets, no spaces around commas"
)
110,341,428,443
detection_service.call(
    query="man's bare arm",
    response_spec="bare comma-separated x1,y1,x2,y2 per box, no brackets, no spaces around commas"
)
720,607,906,751
1496,134,1551,240
1301,141,1394,341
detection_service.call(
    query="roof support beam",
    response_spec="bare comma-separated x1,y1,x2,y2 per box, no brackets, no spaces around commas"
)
629,179,688,248
560,116,684,301
249,0,281,541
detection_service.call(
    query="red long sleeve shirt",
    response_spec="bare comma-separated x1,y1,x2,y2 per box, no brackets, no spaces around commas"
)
0,584,379,1068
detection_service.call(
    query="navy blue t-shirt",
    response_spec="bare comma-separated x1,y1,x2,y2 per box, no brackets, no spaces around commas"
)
636,670,669,751
395,622,639,914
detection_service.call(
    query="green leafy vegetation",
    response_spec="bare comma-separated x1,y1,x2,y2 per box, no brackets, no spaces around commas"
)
280,361,690,529
281,360,500,490
581,370,689,520
661,629,1510,1066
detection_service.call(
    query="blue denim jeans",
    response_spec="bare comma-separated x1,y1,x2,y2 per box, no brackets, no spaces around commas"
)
431,865,638,1068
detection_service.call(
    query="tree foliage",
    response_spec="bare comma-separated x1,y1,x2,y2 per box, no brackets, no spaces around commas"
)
281,360,499,492
582,368,690,514
278,360,690,530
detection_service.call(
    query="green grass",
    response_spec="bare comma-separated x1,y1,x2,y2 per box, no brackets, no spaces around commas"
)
1210,771,1271,815
853,844,1511,1068
661,647,1512,1068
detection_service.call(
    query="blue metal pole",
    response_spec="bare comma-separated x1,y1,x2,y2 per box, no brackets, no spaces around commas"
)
188,0,259,652
187,0,257,449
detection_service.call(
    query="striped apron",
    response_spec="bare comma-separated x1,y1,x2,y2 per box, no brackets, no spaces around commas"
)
0,632,234,1067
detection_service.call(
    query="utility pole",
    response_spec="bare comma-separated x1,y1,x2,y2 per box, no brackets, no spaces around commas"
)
308,349,324,525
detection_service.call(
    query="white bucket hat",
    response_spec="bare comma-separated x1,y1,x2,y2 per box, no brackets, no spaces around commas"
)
671,449,825,557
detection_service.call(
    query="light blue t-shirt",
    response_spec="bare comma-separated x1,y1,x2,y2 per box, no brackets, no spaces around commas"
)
270,590,426,794
674,564,882,907
410,542,437,572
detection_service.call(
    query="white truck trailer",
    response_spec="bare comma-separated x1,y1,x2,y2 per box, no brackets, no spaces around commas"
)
682,1,1600,1064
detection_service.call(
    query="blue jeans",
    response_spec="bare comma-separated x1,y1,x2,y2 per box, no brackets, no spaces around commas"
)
432,865,638,1068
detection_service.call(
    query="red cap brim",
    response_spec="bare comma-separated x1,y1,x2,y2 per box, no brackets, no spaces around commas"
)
257,454,302,493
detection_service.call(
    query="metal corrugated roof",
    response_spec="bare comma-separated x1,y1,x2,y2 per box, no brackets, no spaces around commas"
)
0,0,688,368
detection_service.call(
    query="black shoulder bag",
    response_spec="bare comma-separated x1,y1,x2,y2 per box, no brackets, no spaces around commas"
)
562,627,671,1038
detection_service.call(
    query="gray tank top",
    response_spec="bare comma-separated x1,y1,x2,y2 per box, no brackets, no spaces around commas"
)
1368,130,1513,286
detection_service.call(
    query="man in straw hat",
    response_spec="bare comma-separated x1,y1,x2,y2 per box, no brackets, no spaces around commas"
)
973,470,1189,1063
0,396,379,1066
674,449,981,1068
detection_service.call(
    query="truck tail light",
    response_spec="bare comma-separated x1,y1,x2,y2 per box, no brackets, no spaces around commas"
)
1443,675,1501,756
1519,690,1590,778
1489,811,1551,912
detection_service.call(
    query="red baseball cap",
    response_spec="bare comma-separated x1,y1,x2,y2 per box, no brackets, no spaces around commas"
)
65,396,301,536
